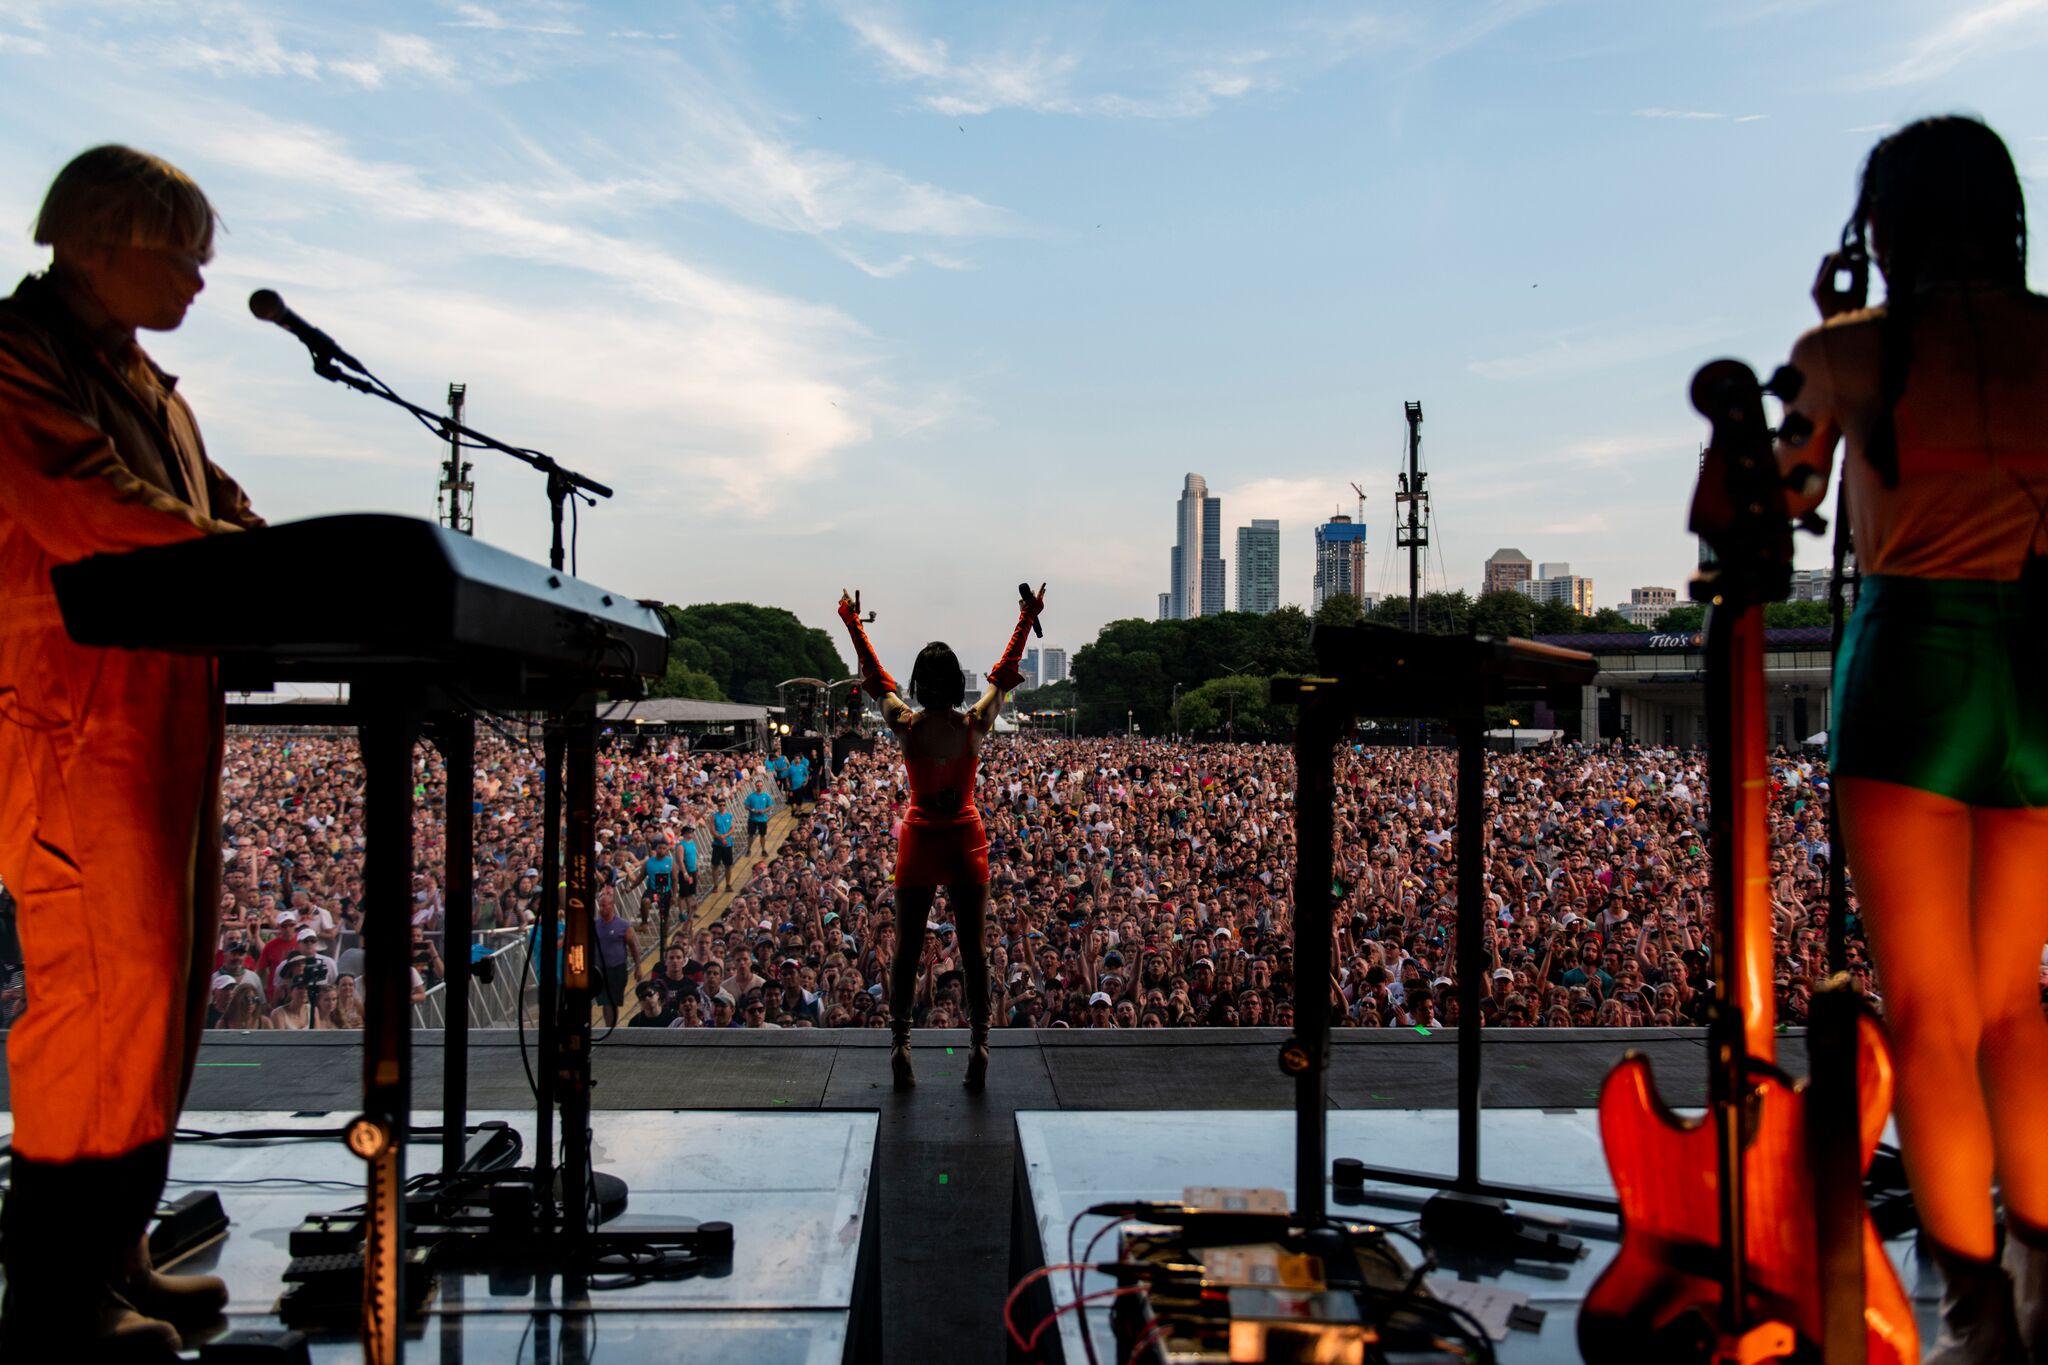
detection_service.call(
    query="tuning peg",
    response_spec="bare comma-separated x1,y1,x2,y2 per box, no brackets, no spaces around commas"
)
1778,412,1815,448
1766,363,1804,403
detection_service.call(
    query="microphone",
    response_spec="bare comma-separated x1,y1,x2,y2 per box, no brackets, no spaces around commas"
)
1019,583,1042,638
248,290,363,372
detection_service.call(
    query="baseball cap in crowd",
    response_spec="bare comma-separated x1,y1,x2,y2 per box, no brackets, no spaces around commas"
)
1491,967,1514,981
1103,950,1123,967
1433,977,1455,988
757,920,772,931
780,959,800,970
278,911,298,924
1213,927,1232,939
1193,958,1214,971
1088,991,1112,1006
297,928,317,942
211,973,236,991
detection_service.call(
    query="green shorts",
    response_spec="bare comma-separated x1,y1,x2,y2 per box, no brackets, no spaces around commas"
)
1831,574,2048,807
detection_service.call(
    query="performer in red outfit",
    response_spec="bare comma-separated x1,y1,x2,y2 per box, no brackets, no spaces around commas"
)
0,147,259,1357
838,583,1044,1092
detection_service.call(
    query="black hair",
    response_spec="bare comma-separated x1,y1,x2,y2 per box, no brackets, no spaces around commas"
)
1841,116,2028,487
908,641,965,711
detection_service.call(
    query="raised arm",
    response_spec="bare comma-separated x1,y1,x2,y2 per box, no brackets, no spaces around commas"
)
973,582,1046,734
837,591,912,731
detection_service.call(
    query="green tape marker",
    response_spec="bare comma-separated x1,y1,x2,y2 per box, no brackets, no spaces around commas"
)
1412,1025,1432,1036
938,1173,949,1185
946,1047,955,1055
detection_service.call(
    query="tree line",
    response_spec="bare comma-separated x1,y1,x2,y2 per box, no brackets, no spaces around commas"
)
641,591,1833,733
1026,590,1835,738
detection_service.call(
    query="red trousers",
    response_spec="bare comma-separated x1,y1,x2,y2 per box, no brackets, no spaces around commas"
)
0,597,221,1162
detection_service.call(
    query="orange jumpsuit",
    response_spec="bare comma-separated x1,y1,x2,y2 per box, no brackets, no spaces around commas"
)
0,272,261,1176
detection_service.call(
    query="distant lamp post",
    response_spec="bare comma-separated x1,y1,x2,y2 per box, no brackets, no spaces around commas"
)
1220,660,1256,742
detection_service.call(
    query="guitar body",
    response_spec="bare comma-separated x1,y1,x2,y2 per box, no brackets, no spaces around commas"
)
1580,1025,1916,1364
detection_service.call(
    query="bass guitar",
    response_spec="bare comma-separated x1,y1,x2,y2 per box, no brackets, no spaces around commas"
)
1578,360,1916,1365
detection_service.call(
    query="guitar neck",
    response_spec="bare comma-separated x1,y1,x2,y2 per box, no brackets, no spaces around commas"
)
1708,600,1778,1061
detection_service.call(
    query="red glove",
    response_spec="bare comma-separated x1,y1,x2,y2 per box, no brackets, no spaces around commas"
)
987,583,1046,692
837,592,899,700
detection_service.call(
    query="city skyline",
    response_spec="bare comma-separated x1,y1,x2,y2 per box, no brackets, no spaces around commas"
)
0,3,2040,669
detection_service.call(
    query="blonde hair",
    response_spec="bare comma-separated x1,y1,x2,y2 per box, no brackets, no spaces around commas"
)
34,144,218,262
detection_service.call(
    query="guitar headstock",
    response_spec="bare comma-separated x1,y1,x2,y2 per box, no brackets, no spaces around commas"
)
1687,359,1796,609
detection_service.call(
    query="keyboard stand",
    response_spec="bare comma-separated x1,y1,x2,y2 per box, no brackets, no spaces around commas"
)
1271,624,1614,1252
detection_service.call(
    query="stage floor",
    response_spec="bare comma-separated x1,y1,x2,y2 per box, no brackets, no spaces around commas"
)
0,1109,879,1364
1015,1109,1935,1363
4,1028,1828,1361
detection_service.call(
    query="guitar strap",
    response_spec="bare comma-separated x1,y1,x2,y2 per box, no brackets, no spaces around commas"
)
1824,474,1854,978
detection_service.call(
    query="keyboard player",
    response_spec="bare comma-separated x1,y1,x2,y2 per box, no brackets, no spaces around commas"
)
0,145,263,1356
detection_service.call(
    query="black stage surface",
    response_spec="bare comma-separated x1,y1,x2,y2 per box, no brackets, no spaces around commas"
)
2,1028,1799,1360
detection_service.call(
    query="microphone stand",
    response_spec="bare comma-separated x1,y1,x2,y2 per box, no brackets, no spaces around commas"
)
291,351,733,1337
309,356,609,573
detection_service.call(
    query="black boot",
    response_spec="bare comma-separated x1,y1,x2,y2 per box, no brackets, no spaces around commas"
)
964,1022,990,1093
2002,1216,2048,1361
1,1148,181,1360
890,1021,915,1091
1924,1238,2026,1365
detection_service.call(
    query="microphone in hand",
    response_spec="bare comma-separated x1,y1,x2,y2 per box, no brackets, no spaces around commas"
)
1019,582,1044,637
248,290,364,373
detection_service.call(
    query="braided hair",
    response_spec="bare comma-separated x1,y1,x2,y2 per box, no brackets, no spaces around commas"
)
1841,116,2027,487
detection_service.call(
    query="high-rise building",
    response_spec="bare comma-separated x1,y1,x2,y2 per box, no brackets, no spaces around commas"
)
1617,587,1678,627
1235,520,1280,614
1312,515,1369,610
1167,473,1224,619
1521,566,1597,616
1201,495,1224,615
1483,548,1533,596
1157,592,1170,621
1616,585,1678,627
1040,648,1068,684
960,668,980,695
1022,648,1041,690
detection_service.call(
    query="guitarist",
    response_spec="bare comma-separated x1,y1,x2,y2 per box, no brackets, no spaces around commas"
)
1780,116,2048,1363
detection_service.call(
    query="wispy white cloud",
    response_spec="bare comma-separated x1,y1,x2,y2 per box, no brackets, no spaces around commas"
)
650,91,1018,239
0,30,46,53
1632,107,1766,121
332,32,456,88
838,1,1547,122
444,2,581,37
1855,0,2048,87
163,110,912,511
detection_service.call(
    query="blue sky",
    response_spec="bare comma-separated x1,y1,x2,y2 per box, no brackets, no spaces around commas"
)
2,0,2044,669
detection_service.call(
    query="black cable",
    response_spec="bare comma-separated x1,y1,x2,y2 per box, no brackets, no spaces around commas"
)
165,1176,362,1190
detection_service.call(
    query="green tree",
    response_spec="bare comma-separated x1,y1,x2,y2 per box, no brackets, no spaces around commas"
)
1470,589,1538,639
1765,599,1832,628
1652,603,1707,632
1176,673,1282,737
1533,599,1584,634
659,603,849,705
648,662,725,700
1255,605,1317,676
1583,606,1647,634
1313,593,1364,628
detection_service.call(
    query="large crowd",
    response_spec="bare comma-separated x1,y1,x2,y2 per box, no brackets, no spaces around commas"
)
21,720,1877,1034
0,726,1871,1033
724,736,1860,1031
